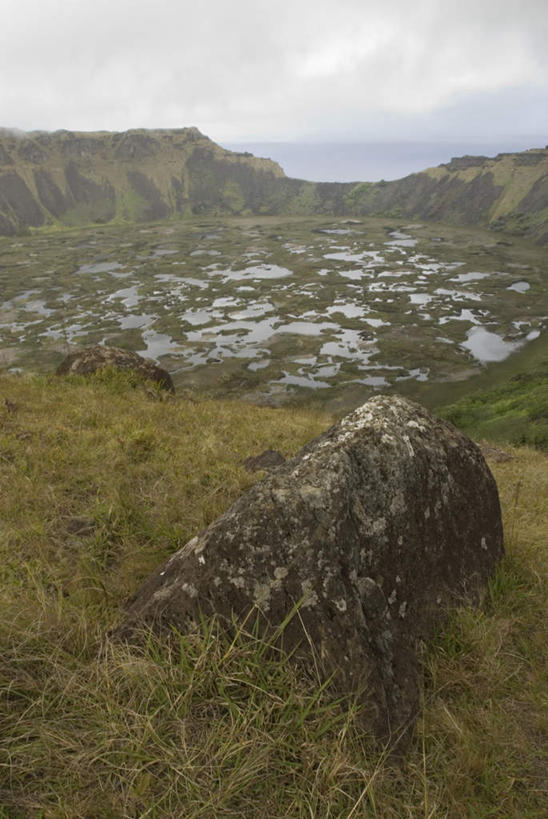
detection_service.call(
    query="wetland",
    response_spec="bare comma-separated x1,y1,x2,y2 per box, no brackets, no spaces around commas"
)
0,216,546,410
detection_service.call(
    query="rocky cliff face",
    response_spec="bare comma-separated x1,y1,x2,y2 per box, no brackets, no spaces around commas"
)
0,127,547,244
0,127,289,234
345,148,548,244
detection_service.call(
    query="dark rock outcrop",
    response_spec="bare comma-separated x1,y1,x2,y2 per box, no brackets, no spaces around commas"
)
33,169,68,218
478,443,514,463
56,345,174,393
64,161,116,223
0,171,44,227
127,170,170,220
117,395,503,742
442,155,489,171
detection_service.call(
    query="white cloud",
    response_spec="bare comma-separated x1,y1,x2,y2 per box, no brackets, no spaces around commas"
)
0,0,546,140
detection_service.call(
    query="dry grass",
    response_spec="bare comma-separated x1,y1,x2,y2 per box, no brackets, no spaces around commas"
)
0,372,546,817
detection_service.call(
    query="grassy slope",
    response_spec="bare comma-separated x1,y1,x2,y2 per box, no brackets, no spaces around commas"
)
347,149,548,244
438,369,548,451
0,371,546,817
422,152,547,222
395,331,548,452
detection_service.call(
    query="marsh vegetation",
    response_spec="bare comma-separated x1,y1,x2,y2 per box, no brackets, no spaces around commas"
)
1,216,546,413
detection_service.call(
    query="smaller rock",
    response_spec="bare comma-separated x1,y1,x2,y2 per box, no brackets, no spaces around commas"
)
479,443,514,463
56,346,175,393
242,449,286,473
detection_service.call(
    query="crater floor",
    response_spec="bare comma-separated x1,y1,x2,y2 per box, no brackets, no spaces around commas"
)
1,216,546,406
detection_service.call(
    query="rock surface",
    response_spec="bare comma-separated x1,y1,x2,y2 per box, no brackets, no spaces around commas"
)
117,395,503,742
56,345,174,393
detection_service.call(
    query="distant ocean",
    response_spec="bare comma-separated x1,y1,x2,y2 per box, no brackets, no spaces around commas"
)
221,139,546,183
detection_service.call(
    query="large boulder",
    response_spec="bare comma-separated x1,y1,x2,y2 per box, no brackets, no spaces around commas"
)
116,395,503,741
56,345,174,393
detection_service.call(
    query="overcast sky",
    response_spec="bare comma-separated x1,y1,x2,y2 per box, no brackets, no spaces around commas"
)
1,0,547,144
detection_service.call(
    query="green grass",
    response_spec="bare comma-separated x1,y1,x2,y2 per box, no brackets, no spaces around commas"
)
438,370,548,450
0,371,546,816
397,330,548,438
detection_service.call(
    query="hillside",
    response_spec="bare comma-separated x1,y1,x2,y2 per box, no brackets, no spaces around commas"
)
1,128,547,243
0,127,300,234
0,370,546,816
346,149,548,245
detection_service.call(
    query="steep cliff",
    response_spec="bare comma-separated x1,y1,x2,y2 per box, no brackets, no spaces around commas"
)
345,149,548,244
0,127,547,244
0,127,291,234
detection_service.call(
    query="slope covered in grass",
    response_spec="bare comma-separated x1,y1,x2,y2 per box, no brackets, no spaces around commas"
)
439,369,548,451
0,372,546,817
416,330,548,452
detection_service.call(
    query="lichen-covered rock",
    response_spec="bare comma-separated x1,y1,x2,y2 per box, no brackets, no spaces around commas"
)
56,345,174,393
117,395,503,741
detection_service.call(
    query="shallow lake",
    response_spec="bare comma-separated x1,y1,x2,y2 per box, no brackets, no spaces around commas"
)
0,216,546,407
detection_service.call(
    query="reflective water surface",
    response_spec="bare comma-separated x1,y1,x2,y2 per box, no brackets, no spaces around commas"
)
0,217,546,404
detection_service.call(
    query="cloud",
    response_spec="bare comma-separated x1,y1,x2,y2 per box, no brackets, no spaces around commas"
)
0,0,546,140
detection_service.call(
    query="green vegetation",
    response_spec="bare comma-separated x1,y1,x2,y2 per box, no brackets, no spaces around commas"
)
287,182,321,215
1,131,547,245
115,187,152,223
1,132,546,813
409,328,548,452
2,215,546,414
439,370,548,450
345,181,374,211
221,179,246,213
397,328,548,437
0,370,546,816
